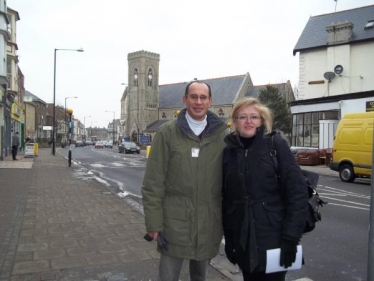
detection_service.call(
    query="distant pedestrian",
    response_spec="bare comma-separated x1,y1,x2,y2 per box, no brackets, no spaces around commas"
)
11,132,20,160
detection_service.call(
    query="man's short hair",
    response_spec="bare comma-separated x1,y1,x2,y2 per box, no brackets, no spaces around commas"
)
184,81,212,97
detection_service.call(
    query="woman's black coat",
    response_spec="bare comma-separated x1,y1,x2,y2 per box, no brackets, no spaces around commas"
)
222,128,308,272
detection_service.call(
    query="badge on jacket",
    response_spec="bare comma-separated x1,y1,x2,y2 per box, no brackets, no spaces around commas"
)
191,147,200,157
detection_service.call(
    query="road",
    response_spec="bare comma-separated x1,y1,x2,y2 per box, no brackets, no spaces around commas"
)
61,144,146,200
61,145,371,281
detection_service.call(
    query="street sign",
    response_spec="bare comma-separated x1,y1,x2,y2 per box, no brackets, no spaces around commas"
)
43,126,53,131
140,135,150,144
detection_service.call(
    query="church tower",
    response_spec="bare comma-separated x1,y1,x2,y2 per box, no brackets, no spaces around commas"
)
125,50,160,142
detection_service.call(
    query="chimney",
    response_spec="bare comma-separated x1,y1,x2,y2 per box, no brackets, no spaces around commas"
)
325,21,354,45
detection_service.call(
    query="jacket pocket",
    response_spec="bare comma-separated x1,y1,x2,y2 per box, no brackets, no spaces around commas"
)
212,208,223,245
164,206,191,246
262,202,285,230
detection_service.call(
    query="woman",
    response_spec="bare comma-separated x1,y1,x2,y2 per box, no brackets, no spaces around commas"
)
222,97,309,281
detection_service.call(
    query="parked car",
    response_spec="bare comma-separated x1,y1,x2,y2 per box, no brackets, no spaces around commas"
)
75,141,84,147
85,140,93,146
94,141,104,149
118,141,140,154
104,140,113,148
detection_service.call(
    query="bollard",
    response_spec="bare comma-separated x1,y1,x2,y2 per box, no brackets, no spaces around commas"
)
146,146,151,158
33,143,38,157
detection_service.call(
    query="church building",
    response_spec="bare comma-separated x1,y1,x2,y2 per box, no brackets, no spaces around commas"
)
120,50,294,143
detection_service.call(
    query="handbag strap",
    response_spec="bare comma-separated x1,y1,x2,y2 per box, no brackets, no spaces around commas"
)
269,135,281,182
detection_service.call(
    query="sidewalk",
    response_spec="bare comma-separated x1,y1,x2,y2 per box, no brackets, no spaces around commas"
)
0,148,337,281
300,163,339,178
0,148,230,281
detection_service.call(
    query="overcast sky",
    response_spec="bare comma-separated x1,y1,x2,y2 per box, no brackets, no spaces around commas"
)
8,0,373,128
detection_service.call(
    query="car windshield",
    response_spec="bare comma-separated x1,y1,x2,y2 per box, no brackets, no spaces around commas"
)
125,142,137,148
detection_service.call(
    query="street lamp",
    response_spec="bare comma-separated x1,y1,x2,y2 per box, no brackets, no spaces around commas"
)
105,111,115,145
84,116,91,141
64,96,77,147
52,47,84,155
67,108,73,167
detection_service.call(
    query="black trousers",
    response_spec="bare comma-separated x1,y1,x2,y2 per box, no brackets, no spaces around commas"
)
242,270,286,281
11,145,18,160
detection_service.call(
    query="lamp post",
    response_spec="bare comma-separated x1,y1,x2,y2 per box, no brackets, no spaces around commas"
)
52,48,84,155
67,108,73,167
64,96,77,147
83,116,91,142
105,111,115,145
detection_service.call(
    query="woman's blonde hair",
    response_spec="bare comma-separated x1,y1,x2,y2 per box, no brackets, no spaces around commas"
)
231,97,273,134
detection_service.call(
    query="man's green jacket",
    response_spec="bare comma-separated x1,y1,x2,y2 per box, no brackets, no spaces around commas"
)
142,109,228,260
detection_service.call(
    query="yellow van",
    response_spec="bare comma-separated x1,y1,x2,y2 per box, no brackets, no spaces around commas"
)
329,112,374,182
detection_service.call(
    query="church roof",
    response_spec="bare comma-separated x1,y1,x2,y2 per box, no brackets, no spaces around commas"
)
145,119,171,133
245,83,292,100
159,75,246,108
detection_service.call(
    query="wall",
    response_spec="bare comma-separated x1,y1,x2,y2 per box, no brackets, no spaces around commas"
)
298,42,374,99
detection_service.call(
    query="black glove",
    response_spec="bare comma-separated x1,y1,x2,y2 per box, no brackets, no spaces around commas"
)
225,239,237,265
157,232,169,253
280,239,298,268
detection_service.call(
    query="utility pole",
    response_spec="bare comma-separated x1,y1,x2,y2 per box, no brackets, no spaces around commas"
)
67,109,73,167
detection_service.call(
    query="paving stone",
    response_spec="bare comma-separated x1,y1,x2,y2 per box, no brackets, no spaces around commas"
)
47,226,74,235
90,231,118,238
50,256,85,270
12,260,50,275
114,229,143,237
34,234,64,243
126,241,154,251
47,217,71,224
85,254,117,266
118,251,154,263
98,244,129,254
41,271,59,280
14,252,33,261
74,226,99,233
66,247,96,257
34,249,66,260
20,229,47,237
79,237,108,247
63,232,91,240
50,239,78,249
17,242,48,252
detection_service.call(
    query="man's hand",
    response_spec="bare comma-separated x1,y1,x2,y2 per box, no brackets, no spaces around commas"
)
147,231,158,241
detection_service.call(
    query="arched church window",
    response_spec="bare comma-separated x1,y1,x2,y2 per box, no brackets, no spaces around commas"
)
161,112,166,119
133,68,138,86
148,69,153,87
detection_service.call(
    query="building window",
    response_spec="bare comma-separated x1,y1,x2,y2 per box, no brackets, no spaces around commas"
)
133,69,138,86
148,69,153,87
365,20,374,29
161,112,166,119
291,111,338,147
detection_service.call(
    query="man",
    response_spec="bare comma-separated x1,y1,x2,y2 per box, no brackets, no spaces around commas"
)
142,81,229,281
11,131,20,160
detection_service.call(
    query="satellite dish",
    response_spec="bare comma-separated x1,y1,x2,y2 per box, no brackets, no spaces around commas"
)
334,65,343,75
324,71,336,82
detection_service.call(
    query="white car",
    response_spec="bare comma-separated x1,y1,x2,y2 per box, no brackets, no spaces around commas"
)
94,141,104,149
104,140,113,148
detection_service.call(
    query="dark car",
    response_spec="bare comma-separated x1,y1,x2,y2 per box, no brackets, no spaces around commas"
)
119,142,140,154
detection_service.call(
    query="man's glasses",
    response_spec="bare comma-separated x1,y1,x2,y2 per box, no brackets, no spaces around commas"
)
187,94,210,101
235,115,262,122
